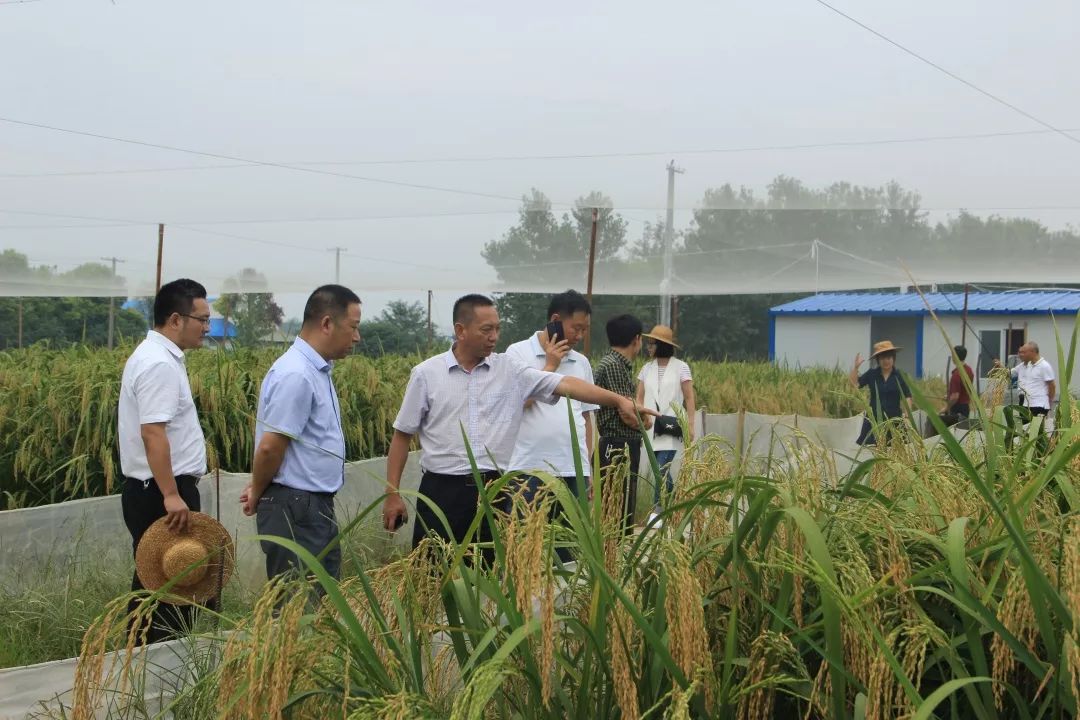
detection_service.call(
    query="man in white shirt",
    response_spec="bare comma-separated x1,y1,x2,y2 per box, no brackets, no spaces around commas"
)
506,291,597,558
997,341,1056,415
381,294,657,554
118,278,209,643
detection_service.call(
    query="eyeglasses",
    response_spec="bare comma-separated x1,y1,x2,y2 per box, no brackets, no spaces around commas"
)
179,314,212,326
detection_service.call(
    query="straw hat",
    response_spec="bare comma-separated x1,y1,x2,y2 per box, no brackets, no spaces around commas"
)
641,324,681,350
136,512,234,605
869,340,902,359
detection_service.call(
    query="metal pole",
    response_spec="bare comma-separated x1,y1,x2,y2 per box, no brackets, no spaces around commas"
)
671,294,679,339
101,256,125,349
328,247,345,284
961,283,970,347
427,289,433,352
107,296,114,349
661,161,684,326
16,298,22,349
155,224,164,293
585,207,599,356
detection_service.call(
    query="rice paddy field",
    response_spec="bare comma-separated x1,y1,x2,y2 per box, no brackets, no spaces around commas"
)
68,400,1080,720
0,345,936,509
8,343,1076,719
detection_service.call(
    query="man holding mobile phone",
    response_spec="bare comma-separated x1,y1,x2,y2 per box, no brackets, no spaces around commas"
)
381,294,658,554
505,291,597,556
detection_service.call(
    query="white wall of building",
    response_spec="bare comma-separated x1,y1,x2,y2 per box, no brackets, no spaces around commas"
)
774,315,868,372
922,313,1080,391
777,312,1080,392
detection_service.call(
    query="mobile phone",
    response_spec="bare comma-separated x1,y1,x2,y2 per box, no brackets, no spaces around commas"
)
545,320,565,344
392,513,406,530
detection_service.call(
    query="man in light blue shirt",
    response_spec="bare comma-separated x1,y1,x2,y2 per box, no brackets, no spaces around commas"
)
240,284,361,580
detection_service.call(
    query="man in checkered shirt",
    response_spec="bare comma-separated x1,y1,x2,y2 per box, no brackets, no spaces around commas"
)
593,314,651,534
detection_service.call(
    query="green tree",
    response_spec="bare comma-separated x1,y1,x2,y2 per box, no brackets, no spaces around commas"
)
482,190,650,351
214,268,284,347
359,300,434,356
0,251,146,348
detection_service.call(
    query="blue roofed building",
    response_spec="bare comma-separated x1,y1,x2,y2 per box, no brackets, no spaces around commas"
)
769,291,1080,388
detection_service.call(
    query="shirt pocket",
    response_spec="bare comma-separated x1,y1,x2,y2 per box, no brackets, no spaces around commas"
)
480,390,517,424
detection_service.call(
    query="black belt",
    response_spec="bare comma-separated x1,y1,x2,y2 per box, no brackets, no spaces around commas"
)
125,474,198,484
268,482,336,498
422,470,501,484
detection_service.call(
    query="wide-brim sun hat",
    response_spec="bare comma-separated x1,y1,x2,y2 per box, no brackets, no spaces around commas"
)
136,512,235,605
641,324,681,350
870,340,902,359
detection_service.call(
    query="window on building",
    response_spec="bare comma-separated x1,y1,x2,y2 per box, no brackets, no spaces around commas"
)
1006,327,1026,359
978,330,1001,378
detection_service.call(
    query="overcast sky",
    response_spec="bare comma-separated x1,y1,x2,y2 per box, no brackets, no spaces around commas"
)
2,0,1077,327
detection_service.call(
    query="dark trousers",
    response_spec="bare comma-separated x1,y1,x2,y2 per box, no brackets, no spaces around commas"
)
519,474,580,563
413,471,501,561
121,475,203,644
598,437,641,534
1004,404,1050,455
952,403,970,419
256,483,341,582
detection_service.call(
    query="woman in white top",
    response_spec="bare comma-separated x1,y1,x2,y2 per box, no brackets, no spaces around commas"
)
635,325,696,510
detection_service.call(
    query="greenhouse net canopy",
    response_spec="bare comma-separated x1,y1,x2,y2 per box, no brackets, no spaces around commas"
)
3,194,1079,298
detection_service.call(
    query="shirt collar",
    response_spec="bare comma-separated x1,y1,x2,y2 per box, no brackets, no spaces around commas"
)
445,345,492,372
529,331,576,361
147,330,184,360
293,337,331,373
608,348,632,370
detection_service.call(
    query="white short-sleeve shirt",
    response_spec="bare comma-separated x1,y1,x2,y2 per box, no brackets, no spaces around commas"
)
506,333,599,477
392,348,563,474
118,331,207,481
1015,357,1056,409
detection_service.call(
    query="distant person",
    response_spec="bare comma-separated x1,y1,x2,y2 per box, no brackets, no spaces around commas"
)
381,294,656,552
850,340,912,445
636,325,695,511
506,290,597,559
594,314,651,533
240,285,361,583
946,345,975,420
995,341,1055,422
118,278,210,644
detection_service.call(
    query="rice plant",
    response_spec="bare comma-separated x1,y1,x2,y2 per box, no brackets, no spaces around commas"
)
0,344,940,509
67,393,1080,719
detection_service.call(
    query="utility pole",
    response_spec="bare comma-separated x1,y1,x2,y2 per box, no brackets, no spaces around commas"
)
961,283,970,347
328,247,346,283
585,207,599,356
101,256,126,349
671,294,680,339
155,224,164,293
16,298,22,349
660,160,684,327
427,289,433,352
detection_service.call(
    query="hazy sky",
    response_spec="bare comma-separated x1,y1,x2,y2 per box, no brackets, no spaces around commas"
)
2,0,1077,326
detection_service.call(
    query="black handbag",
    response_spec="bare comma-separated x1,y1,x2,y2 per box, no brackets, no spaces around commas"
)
653,402,683,439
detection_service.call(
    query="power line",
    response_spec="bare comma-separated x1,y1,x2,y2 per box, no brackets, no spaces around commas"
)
167,225,461,273
0,116,530,203
3,127,1079,179
4,203,1079,232
0,208,464,272
813,0,1080,147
